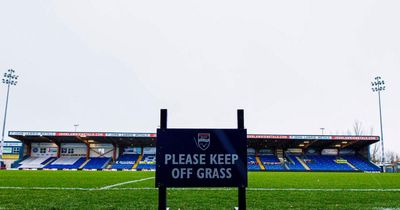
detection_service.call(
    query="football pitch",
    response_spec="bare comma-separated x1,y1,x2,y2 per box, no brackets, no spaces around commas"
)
0,171,399,210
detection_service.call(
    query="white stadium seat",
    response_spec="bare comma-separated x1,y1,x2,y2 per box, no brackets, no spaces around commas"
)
18,157,52,169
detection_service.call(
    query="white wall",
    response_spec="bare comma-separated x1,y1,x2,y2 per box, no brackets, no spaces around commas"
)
31,143,57,157
60,143,86,157
143,147,156,155
90,144,113,158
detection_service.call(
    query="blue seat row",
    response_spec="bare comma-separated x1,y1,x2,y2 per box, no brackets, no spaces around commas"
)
83,157,111,169
247,156,261,171
20,154,380,172
111,154,139,169
136,154,156,170
286,155,307,171
343,155,380,172
304,155,354,171
44,157,86,169
260,155,285,171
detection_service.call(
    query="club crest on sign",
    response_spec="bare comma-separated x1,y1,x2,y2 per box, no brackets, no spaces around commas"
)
195,133,210,151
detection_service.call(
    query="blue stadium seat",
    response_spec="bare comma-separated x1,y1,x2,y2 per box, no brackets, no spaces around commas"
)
136,154,156,170
247,156,261,171
343,155,380,172
304,155,354,171
44,157,86,169
260,155,285,171
111,154,139,169
285,155,306,171
83,157,111,169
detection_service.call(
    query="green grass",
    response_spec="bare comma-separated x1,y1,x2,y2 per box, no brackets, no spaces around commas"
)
0,171,399,210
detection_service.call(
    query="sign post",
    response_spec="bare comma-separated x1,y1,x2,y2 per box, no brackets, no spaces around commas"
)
158,109,167,210
237,109,246,210
156,109,247,209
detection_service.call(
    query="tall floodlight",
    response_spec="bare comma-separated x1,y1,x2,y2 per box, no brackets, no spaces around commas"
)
0,69,18,160
320,128,325,135
371,76,386,165
74,124,79,132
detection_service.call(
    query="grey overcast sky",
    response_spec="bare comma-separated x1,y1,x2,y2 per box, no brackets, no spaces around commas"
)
0,1,399,153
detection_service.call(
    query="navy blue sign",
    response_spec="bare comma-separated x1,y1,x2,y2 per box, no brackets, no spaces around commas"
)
156,129,247,188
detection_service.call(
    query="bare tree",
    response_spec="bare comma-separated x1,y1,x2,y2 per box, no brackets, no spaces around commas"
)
370,143,380,163
386,151,396,163
394,154,399,163
353,120,364,135
368,126,381,163
348,121,400,164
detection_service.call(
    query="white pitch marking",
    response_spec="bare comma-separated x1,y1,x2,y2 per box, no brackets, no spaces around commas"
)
0,177,155,191
246,188,400,192
0,186,92,191
114,188,400,192
99,187,400,192
99,177,155,189
0,186,400,192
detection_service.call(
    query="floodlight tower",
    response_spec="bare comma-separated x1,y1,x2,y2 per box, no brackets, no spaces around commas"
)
74,124,79,132
371,76,386,165
320,128,325,135
0,69,19,160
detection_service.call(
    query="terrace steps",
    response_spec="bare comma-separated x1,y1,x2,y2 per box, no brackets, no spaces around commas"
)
276,149,284,162
79,159,90,169
346,161,359,171
296,157,310,170
132,155,142,169
255,156,265,170
42,158,57,167
283,163,290,170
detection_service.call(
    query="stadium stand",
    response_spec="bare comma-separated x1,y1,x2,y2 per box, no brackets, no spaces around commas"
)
8,131,382,172
247,156,261,171
343,155,380,172
82,157,111,169
285,154,307,171
11,156,27,168
260,155,285,171
0,161,5,169
18,157,56,169
136,154,156,170
303,155,354,171
44,157,86,169
111,154,139,169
